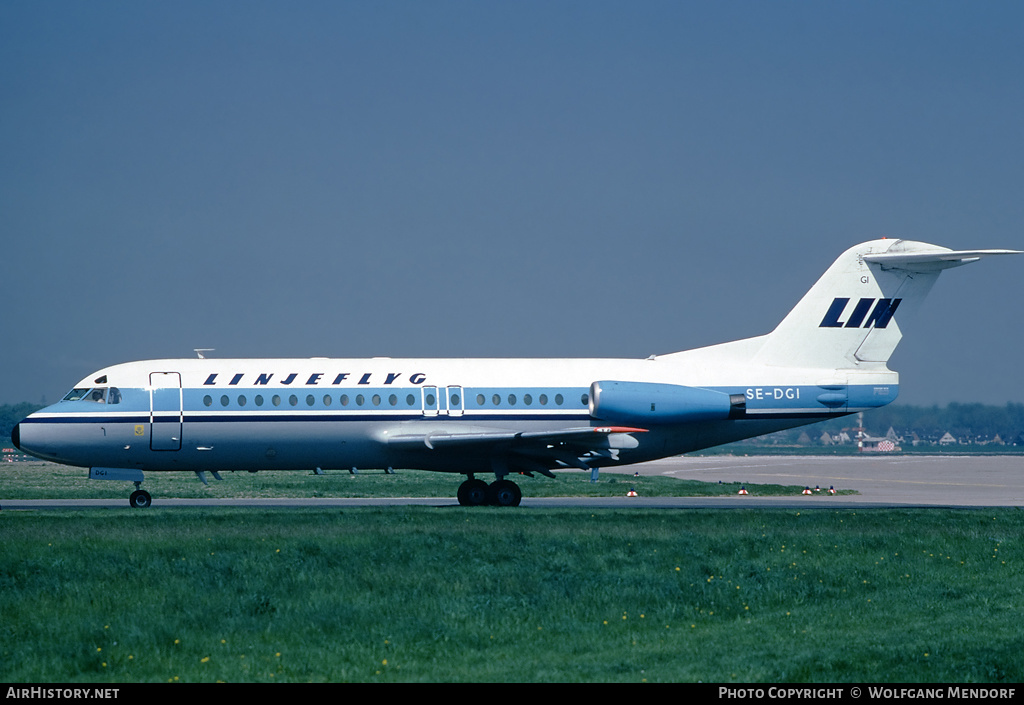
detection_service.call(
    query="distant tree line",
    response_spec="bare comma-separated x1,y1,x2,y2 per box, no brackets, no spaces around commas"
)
780,402,1024,446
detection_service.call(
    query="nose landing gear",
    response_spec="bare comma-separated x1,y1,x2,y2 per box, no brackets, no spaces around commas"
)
89,468,153,508
129,486,152,508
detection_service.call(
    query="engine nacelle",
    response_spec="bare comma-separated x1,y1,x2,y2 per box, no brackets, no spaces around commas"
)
589,381,745,424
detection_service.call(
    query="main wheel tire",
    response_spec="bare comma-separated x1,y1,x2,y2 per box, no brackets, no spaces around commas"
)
129,490,152,508
457,479,489,506
487,480,522,507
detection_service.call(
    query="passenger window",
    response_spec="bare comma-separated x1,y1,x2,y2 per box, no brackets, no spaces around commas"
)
523,394,532,406
204,395,213,407
306,395,315,406
255,395,264,407
555,394,564,405
238,395,247,407
539,394,548,406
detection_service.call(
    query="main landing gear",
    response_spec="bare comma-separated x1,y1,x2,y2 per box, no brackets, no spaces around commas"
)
457,476,522,507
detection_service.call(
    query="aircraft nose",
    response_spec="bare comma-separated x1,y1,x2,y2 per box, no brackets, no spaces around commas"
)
12,422,21,450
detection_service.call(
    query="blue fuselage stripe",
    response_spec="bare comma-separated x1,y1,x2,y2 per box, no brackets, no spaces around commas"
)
21,383,897,424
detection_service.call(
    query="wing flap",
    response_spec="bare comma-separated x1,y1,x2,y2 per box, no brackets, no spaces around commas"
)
385,425,647,451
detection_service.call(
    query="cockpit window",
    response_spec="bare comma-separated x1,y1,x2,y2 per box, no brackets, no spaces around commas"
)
62,387,119,403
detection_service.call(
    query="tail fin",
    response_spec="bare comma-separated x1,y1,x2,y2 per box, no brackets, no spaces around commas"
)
753,239,1020,370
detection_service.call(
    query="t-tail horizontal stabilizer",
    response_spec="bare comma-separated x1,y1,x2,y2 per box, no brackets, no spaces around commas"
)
862,247,1022,271
753,239,1020,370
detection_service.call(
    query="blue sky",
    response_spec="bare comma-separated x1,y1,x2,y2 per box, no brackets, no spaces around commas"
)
2,1,1022,406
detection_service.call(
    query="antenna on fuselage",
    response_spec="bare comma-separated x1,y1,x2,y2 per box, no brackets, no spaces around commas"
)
194,349,215,359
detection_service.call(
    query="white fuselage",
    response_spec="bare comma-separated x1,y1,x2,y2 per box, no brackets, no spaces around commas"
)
13,351,897,475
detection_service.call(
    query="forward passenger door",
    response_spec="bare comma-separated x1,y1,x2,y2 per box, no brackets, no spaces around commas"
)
150,372,182,451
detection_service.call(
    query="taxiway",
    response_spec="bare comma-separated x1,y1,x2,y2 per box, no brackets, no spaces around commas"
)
2,455,1021,509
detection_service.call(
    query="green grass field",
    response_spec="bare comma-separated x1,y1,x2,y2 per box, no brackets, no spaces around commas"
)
1,505,1021,683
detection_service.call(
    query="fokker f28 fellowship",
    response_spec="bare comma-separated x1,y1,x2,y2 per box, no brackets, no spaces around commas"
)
12,239,1019,507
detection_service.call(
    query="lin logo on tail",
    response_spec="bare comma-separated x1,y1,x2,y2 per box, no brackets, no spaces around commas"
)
819,298,902,329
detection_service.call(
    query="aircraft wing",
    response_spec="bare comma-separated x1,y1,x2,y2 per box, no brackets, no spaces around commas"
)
385,425,648,450
384,424,649,475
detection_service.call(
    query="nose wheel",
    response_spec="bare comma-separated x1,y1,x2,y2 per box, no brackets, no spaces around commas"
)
129,488,152,508
457,477,522,507
129,479,151,508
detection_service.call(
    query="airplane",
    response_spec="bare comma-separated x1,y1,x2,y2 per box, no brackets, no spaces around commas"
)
11,238,1019,507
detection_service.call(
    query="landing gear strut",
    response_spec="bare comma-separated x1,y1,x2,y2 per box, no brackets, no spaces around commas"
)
457,477,522,507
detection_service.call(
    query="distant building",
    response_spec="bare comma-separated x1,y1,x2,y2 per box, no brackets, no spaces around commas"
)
939,432,957,445
857,426,900,452
859,436,900,452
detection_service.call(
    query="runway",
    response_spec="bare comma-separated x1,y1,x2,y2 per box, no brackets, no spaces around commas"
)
599,454,1024,508
2,455,1022,510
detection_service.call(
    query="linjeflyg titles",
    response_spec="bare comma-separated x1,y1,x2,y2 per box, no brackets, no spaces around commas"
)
202,371,428,387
